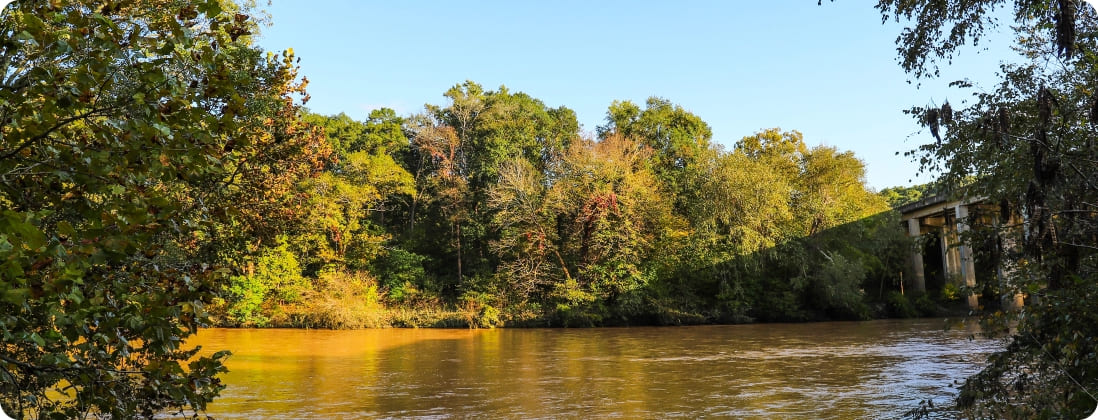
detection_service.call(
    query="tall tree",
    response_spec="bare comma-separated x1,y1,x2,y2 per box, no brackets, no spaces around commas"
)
0,0,328,417
796,146,888,236
597,97,712,213
696,150,793,253
408,81,579,297
735,128,807,180
488,159,567,304
406,115,469,292
550,135,684,321
292,112,414,275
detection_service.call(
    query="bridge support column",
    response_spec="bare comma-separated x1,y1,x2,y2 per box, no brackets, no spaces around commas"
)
941,226,958,284
955,205,979,310
906,218,926,293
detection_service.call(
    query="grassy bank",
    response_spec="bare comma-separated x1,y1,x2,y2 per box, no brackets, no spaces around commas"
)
209,270,971,329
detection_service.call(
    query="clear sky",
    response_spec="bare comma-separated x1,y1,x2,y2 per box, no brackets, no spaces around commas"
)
256,1,1022,190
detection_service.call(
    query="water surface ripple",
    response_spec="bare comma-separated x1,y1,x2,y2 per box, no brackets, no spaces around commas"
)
188,318,1001,419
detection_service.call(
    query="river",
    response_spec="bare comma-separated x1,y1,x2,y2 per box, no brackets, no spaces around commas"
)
186,318,1000,419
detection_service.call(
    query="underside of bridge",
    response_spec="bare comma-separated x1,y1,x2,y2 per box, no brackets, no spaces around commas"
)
898,195,1025,311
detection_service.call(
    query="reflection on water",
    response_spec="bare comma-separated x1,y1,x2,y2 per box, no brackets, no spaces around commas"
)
186,318,1000,419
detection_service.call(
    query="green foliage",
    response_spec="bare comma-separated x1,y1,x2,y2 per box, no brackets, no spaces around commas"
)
222,239,307,327
224,274,270,327
261,241,309,304
0,0,331,417
885,291,919,318
373,247,429,298
656,127,906,323
292,112,415,275
912,293,938,317
302,108,408,158
878,183,935,208
212,107,422,327
598,97,713,213
940,282,962,302
478,305,502,328
959,279,1098,417
459,291,503,328
804,254,870,319
715,278,751,322
796,146,889,235
878,0,1098,415
403,81,581,297
597,98,713,172
487,111,906,325
695,149,793,252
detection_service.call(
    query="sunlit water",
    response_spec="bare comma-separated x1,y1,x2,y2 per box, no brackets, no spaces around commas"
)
186,318,1001,419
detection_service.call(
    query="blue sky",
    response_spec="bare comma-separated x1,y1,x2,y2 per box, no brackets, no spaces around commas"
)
256,1,1022,190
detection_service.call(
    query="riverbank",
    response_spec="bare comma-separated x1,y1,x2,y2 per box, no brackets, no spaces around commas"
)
208,288,978,329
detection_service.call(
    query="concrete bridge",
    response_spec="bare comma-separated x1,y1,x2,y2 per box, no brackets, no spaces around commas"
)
896,195,1024,311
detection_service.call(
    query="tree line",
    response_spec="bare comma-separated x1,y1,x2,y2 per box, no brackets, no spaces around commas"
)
216,83,913,330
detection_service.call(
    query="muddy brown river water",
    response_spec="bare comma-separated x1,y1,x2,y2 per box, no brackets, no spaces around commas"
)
186,318,1000,419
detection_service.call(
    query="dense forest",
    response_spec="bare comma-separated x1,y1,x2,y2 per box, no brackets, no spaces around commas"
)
1,0,1096,418
211,87,916,330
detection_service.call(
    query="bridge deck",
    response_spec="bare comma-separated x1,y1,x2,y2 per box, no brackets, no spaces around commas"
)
896,194,983,221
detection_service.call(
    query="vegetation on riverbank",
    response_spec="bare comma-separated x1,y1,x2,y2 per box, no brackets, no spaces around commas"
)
196,88,921,329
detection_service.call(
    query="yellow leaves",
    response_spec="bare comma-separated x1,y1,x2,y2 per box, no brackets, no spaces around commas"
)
410,124,461,179
665,227,692,241
344,152,415,198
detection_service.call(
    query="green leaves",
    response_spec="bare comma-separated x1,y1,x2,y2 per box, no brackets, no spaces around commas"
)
3,288,30,306
28,333,45,348
0,0,329,417
197,1,224,21
0,210,48,252
881,0,1098,416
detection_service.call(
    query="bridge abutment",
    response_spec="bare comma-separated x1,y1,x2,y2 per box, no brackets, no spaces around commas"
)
955,205,979,310
898,197,983,311
906,218,926,293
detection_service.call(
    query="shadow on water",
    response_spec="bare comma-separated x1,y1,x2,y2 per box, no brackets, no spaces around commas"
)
187,318,1001,419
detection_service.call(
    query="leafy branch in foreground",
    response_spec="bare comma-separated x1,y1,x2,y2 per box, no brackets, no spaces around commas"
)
0,0,327,418
878,0,1098,416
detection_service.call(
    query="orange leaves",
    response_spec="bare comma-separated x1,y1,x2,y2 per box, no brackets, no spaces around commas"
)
579,192,620,225
412,124,462,179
